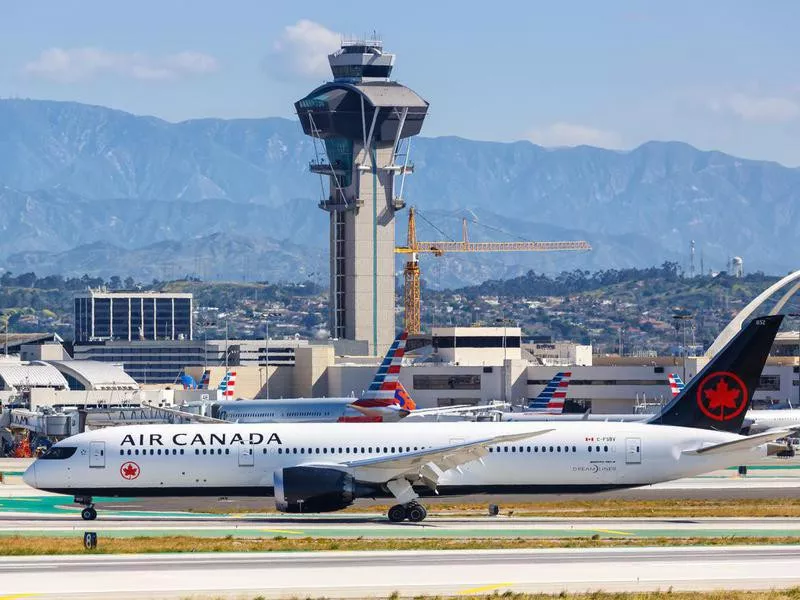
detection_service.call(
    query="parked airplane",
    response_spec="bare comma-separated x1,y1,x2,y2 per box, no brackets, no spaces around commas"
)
505,372,680,422
24,316,790,523
206,333,497,424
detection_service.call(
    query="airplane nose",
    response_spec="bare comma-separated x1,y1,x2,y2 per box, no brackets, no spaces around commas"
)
22,462,37,488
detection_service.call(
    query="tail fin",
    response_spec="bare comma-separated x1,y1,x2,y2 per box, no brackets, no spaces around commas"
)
648,315,783,432
394,380,416,411
351,332,408,410
527,372,571,413
219,370,237,398
199,369,211,390
667,373,685,398
179,372,198,390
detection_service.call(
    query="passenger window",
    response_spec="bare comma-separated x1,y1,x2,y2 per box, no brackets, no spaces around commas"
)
119,450,124,456
383,447,388,453
180,449,184,455
557,446,561,453
278,448,282,454
596,446,601,452
534,446,538,453
504,447,508,453
195,449,199,455
588,446,592,452
511,446,516,453
549,446,554,453
572,446,577,453
127,449,132,455
225,449,230,455
604,445,609,452
315,448,320,454
202,449,207,455
135,449,139,455
323,448,328,454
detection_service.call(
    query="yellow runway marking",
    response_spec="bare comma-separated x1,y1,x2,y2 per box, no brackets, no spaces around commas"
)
593,528,634,536
259,528,305,535
0,594,41,599
459,583,513,595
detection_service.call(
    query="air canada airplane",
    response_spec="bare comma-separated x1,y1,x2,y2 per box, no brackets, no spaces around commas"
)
24,316,790,523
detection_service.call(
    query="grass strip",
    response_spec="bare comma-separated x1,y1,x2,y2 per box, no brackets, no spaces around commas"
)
2,534,800,556
188,498,800,518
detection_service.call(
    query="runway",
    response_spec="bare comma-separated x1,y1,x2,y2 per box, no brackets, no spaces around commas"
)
3,546,800,598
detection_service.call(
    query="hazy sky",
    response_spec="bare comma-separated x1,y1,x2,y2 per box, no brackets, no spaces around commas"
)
3,1,799,165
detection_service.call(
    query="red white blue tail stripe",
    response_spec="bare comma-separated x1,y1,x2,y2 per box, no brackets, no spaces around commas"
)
351,332,408,411
667,373,685,398
527,372,572,413
219,370,237,398
199,369,210,390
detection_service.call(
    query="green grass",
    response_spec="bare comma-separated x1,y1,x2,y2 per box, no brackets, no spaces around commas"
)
3,534,800,556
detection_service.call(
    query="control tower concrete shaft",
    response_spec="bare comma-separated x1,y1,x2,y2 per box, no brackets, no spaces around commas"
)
296,39,429,354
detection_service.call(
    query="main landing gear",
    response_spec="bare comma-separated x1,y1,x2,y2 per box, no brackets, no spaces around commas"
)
75,495,97,521
387,501,428,523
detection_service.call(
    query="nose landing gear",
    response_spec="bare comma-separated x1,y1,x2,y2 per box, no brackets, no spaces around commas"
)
387,501,428,523
75,496,97,520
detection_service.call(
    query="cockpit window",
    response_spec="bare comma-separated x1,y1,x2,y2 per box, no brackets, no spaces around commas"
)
40,446,78,460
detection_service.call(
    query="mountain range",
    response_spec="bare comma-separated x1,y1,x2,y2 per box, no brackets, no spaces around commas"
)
1,98,798,286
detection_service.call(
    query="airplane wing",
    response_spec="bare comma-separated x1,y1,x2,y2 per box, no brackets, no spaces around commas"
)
141,402,229,424
405,403,511,418
341,429,553,486
683,429,792,456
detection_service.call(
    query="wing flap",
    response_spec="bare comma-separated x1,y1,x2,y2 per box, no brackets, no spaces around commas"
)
682,430,791,456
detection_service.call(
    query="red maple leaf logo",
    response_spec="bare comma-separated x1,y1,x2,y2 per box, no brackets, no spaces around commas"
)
704,379,740,410
120,461,140,480
696,372,747,421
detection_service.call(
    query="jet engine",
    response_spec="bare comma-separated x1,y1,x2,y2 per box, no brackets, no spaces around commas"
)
274,466,374,513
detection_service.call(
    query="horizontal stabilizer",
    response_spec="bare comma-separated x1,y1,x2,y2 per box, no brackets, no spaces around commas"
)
683,430,791,456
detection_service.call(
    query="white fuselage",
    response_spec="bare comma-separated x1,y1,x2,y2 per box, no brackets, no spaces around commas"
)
25,421,766,501
745,409,800,434
210,399,368,423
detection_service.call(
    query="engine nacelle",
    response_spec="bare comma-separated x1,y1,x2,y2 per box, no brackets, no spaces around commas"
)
274,466,358,513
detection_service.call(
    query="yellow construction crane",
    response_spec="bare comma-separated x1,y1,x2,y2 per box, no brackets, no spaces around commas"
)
395,207,592,334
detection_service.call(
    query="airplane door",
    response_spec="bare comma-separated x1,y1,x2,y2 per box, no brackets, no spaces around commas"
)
625,438,641,464
238,444,254,467
89,441,106,468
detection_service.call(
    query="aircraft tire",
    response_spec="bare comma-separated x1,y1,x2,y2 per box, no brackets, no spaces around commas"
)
406,504,427,522
81,507,97,521
388,504,407,523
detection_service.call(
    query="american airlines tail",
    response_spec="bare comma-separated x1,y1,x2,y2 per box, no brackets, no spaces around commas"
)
219,371,237,398
350,332,408,418
648,315,783,433
667,373,685,397
526,372,572,414
199,369,211,390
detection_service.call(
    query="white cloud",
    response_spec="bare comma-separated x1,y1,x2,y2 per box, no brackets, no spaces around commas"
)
23,48,219,83
266,20,340,80
527,122,622,148
708,93,800,123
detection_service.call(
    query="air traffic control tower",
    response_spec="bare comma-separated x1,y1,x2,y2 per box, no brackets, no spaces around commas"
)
296,39,429,355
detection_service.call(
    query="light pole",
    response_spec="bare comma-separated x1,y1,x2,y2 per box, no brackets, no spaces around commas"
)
673,313,693,381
